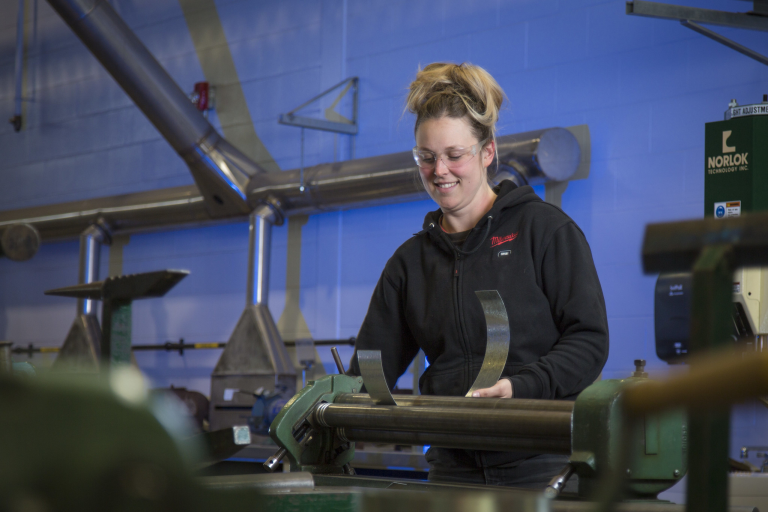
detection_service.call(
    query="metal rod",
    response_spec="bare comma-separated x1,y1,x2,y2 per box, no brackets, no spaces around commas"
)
246,212,273,306
314,403,572,439
77,224,108,315
331,347,346,374
199,472,314,491
10,338,357,357
624,350,768,417
682,20,768,67
263,446,287,472
544,463,576,498
11,0,25,131
339,428,571,455
334,393,574,413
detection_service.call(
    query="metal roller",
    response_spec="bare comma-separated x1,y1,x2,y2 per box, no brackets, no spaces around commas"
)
338,428,571,455
334,393,574,413
313,403,572,439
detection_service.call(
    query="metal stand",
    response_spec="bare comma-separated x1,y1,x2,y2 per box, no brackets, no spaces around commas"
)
209,204,296,431
46,270,188,371
687,245,733,512
53,223,110,372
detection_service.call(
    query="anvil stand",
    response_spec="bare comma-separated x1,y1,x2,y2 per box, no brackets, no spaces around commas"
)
46,270,188,370
53,222,111,372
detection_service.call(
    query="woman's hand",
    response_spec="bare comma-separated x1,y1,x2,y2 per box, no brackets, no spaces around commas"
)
471,379,513,398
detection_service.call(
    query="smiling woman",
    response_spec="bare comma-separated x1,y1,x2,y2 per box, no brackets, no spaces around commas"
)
347,62,609,489
407,63,503,233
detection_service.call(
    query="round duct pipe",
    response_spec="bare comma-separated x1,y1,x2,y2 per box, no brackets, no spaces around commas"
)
0,224,41,262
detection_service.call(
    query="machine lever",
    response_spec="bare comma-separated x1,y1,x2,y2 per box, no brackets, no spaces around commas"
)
263,447,287,472
264,423,311,472
331,347,346,374
544,463,575,498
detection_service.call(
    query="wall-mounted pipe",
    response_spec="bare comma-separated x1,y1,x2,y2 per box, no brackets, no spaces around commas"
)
0,128,582,243
494,128,581,186
76,222,110,315
245,128,581,215
46,0,264,217
246,203,283,307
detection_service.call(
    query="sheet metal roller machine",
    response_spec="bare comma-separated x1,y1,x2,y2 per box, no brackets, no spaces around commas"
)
265,290,688,499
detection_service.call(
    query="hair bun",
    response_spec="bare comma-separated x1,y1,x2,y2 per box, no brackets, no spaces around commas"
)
406,62,505,142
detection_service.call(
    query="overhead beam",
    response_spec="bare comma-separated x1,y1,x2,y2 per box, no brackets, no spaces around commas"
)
626,1,768,32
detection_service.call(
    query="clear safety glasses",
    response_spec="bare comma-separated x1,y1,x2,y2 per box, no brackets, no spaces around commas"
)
412,139,488,170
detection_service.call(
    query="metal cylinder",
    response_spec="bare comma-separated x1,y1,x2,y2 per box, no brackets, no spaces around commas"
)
247,151,426,216
314,403,571,439
0,341,13,373
246,211,274,307
199,472,314,491
77,224,109,315
246,129,579,216
334,393,574,413
339,428,571,455
0,223,40,261
494,128,581,186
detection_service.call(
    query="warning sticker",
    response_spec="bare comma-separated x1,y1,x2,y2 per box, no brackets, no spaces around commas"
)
714,201,741,219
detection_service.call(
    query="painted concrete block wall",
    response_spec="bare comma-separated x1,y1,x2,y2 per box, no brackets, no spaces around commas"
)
1,0,767,458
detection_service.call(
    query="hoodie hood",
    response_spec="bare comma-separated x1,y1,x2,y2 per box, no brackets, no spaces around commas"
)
421,181,542,230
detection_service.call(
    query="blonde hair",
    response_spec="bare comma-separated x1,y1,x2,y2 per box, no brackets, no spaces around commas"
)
406,62,505,146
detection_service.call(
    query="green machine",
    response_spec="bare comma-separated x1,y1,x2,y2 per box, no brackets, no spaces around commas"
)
264,361,687,501
704,98,768,342
705,97,768,219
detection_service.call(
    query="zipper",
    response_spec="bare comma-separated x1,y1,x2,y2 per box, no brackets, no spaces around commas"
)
452,252,473,393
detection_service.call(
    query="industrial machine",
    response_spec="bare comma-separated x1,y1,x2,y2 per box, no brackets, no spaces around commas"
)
655,96,768,362
263,356,687,500
259,291,688,501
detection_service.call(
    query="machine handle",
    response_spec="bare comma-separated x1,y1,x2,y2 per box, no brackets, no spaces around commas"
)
331,347,346,374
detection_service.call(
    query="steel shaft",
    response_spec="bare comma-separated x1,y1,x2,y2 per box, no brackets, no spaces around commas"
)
339,428,571,455
334,393,574,413
314,403,571,439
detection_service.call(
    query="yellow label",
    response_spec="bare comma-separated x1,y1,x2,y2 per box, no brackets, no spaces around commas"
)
194,343,221,349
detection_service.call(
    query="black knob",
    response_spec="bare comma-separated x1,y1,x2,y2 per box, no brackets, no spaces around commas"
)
634,359,646,371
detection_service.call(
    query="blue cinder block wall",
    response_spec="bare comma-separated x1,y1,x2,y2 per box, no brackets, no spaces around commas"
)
1,0,766,458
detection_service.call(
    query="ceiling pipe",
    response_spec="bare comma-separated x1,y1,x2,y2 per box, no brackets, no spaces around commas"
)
0,128,582,243
45,0,263,218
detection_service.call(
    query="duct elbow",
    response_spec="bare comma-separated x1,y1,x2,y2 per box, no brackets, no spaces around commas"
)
494,127,582,186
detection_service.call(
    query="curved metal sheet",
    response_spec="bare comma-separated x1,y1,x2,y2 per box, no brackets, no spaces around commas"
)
357,350,397,406
465,290,511,397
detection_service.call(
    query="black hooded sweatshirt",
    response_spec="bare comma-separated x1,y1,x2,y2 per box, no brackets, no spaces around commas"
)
349,181,608,464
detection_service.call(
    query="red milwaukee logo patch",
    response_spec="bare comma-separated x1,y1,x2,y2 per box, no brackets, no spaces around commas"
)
490,232,518,248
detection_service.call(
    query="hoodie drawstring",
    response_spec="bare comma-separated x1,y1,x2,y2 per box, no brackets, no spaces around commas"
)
455,215,493,256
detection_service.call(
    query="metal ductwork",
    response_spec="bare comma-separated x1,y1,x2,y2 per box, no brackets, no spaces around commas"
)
494,128,582,186
0,224,40,261
46,0,263,217
0,128,582,243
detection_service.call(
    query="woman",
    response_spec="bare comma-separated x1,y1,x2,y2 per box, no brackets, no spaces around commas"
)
349,62,609,488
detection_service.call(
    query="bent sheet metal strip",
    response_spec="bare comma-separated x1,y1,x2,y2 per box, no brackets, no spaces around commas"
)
465,290,511,397
357,350,397,405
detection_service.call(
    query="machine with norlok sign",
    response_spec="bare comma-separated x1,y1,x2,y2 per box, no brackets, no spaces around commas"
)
705,97,768,218
655,98,768,363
